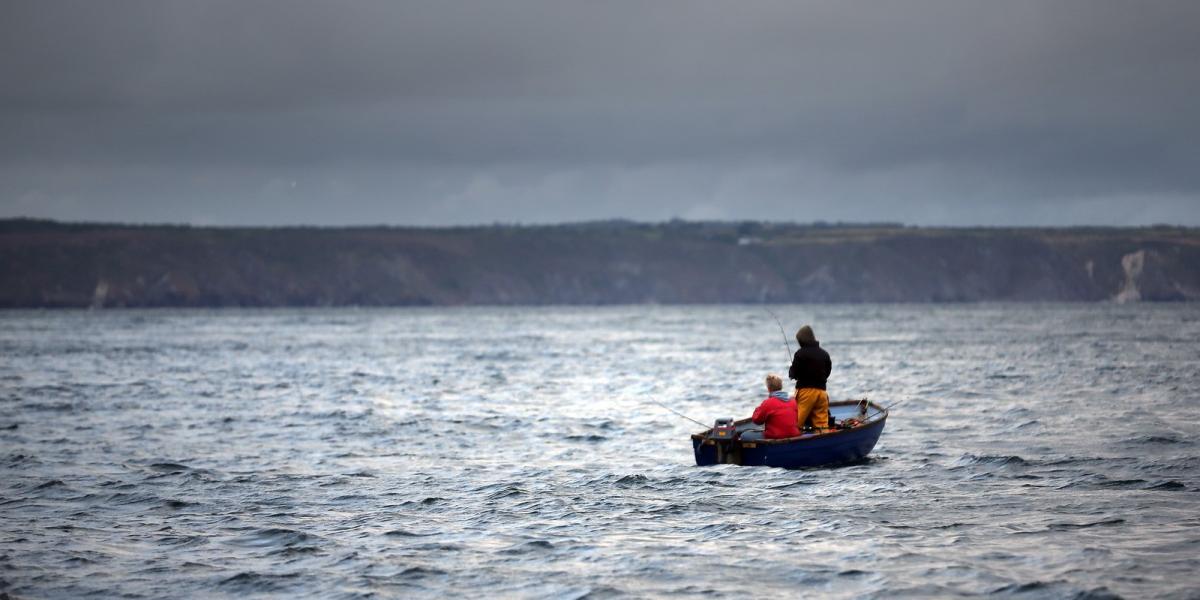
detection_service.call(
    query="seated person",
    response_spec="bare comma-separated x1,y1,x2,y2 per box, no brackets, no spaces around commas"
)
741,374,801,440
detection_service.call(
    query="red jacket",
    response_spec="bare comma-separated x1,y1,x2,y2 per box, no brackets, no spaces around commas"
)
751,391,801,439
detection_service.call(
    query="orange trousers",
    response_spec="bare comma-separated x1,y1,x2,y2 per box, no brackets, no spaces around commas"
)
794,388,830,430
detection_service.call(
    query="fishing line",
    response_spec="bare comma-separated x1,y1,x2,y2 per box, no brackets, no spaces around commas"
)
763,307,793,362
863,399,905,422
648,399,709,429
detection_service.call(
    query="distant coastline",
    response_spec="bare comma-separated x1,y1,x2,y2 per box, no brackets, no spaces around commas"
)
2,218,1198,308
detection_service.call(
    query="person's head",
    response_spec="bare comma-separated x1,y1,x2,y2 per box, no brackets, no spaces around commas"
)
796,325,817,346
765,374,783,392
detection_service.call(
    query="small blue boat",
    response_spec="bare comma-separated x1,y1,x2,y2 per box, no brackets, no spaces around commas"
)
691,400,888,469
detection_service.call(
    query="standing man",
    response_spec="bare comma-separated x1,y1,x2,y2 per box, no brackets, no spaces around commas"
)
789,325,831,430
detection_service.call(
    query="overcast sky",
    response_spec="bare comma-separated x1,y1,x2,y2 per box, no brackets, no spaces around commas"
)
2,1,1198,226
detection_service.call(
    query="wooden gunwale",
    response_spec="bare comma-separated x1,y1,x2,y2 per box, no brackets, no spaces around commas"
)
689,399,888,446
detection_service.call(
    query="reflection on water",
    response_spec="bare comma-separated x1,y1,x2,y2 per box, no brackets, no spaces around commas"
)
1,304,1198,598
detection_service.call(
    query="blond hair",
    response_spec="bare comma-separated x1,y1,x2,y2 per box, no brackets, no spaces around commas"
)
765,374,783,392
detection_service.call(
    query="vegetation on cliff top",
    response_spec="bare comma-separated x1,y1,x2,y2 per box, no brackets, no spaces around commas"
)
2,219,1197,307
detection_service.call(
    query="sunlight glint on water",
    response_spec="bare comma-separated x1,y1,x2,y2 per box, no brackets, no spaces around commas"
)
1,304,1198,598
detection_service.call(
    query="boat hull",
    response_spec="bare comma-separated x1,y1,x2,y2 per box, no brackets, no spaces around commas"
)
691,401,887,469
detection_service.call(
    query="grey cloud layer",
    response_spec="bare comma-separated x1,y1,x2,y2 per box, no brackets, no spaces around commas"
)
2,1,1198,225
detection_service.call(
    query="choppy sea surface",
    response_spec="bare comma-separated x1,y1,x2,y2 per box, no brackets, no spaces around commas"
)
2,305,1199,599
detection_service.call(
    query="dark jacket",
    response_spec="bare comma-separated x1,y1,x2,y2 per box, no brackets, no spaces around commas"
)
789,342,831,390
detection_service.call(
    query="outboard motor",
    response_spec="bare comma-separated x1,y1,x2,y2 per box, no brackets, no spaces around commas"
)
709,417,737,441
708,418,739,464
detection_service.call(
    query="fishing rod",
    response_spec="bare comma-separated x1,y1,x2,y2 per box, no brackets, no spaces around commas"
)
648,399,709,429
862,398,905,422
764,306,793,362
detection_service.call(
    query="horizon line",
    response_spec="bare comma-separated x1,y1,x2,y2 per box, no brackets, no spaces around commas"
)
4,216,1198,232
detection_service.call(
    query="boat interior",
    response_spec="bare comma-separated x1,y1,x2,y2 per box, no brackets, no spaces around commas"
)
692,399,887,445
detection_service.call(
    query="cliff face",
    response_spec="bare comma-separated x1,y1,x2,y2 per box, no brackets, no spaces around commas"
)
2,220,1198,307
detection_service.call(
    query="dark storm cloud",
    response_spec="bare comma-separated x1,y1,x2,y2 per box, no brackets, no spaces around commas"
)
2,1,1199,225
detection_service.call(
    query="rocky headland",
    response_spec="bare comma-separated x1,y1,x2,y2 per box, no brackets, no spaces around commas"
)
2,219,1197,307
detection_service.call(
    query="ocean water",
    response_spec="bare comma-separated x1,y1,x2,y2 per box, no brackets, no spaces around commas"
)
1,304,1198,599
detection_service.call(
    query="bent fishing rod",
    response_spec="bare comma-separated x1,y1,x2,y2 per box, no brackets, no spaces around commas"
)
652,308,794,431
764,306,793,362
